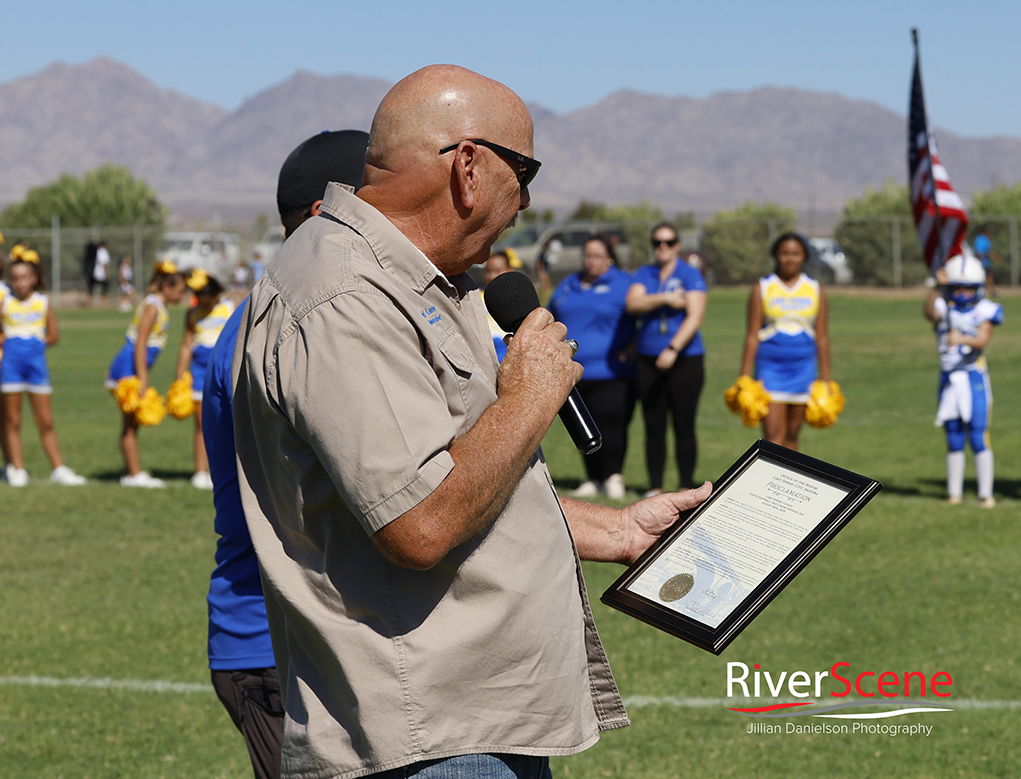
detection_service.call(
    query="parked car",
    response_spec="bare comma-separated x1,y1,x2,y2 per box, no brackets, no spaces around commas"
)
157,232,241,283
808,238,854,284
251,226,284,268
496,222,633,279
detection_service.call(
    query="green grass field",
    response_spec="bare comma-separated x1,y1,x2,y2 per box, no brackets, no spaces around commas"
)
1,289,1019,778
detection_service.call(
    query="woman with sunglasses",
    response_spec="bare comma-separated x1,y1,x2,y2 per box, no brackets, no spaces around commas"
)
549,235,636,500
738,232,830,451
626,222,707,496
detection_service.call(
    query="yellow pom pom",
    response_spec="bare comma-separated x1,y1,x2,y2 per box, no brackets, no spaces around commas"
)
724,376,771,427
724,379,742,412
112,376,142,414
135,387,167,427
167,373,196,419
805,380,846,429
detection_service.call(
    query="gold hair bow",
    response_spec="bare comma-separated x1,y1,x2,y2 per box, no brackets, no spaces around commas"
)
186,268,209,292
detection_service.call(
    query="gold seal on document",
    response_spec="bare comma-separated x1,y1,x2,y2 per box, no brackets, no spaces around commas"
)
659,573,694,602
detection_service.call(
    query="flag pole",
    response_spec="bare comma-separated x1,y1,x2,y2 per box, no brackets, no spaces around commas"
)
912,28,949,272
913,28,954,340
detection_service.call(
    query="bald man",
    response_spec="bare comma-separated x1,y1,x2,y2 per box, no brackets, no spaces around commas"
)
233,65,710,779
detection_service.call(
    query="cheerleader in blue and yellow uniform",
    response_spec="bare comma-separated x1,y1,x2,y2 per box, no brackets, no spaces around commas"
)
924,255,1003,508
0,245,11,475
1,240,33,475
738,232,832,451
172,270,233,489
1,253,87,486
106,260,187,487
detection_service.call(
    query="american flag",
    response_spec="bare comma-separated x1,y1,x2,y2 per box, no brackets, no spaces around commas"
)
908,30,968,272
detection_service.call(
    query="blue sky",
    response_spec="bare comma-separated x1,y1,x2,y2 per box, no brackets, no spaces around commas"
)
4,0,1019,139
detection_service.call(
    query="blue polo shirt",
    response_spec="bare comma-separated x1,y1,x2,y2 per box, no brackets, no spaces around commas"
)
548,265,636,381
632,261,707,357
203,299,276,670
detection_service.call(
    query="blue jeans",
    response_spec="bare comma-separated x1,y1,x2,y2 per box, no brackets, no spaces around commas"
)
371,753,551,778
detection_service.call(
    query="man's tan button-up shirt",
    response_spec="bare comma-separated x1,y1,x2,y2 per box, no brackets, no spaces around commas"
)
233,184,628,779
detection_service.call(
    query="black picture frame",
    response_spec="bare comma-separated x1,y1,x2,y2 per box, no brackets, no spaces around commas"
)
601,440,882,655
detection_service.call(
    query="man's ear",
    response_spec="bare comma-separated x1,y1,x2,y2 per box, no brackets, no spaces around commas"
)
309,199,325,217
452,142,479,211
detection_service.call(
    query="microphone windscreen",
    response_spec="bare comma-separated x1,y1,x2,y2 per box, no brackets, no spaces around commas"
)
485,272,540,333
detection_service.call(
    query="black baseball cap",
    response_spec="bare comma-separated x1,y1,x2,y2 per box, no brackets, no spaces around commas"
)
276,130,370,214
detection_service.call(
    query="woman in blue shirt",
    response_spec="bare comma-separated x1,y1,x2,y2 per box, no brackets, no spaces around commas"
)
626,222,707,495
549,235,636,500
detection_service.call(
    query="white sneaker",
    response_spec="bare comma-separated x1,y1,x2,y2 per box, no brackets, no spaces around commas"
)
604,473,626,500
6,466,29,487
979,496,997,509
51,465,86,485
120,471,166,488
572,480,602,498
190,471,213,490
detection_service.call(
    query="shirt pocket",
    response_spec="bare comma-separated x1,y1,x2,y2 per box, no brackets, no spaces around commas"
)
436,327,488,427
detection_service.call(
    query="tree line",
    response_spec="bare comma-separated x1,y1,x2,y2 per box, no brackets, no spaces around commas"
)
529,183,1021,286
4,165,1020,287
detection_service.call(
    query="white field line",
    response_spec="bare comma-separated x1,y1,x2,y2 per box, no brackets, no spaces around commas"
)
0,675,209,694
0,679,1018,711
623,695,1021,711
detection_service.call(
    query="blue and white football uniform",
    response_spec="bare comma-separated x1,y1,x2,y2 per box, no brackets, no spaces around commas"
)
932,296,1003,453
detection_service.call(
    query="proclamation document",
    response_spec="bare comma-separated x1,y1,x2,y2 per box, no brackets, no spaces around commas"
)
624,458,851,628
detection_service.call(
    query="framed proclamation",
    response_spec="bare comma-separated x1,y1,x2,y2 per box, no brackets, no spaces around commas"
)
601,440,882,655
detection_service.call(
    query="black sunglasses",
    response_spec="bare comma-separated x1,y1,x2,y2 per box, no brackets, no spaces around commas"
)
439,139,542,188
652,238,679,248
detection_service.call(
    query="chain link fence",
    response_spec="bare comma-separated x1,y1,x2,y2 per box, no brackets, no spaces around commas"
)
836,215,1020,287
517,214,1020,288
2,219,164,307
8,214,1018,301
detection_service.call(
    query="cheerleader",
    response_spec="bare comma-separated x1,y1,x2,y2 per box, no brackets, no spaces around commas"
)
106,260,187,487
0,254,10,474
924,255,1002,507
1,254,87,486
174,270,233,489
1,241,31,474
738,233,831,451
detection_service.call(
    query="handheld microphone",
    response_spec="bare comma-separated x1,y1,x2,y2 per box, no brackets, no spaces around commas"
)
485,272,602,454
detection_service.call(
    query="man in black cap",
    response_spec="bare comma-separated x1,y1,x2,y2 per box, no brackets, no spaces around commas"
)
276,129,370,239
203,130,369,779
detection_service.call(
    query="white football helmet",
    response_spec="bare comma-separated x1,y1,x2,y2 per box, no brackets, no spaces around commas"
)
944,254,985,285
943,253,985,308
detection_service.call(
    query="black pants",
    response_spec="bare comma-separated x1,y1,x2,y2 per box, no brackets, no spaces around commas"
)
577,378,636,481
211,667,284,779
636,353,704,490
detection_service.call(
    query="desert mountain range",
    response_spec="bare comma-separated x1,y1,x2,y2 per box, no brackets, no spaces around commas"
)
2,58,1020,225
